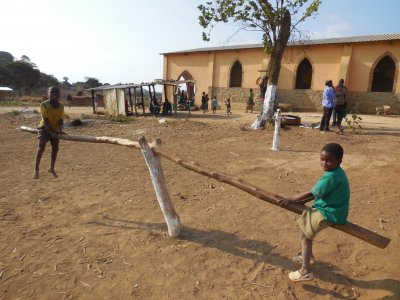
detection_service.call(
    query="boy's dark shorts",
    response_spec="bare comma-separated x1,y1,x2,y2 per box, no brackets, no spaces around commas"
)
38,128,59,149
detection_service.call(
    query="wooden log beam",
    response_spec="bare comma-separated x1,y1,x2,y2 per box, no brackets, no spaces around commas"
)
19,126,391,249
138,137,181,237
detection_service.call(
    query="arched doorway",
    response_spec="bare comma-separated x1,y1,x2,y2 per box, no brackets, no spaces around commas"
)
295,58,312,89
371,55,396,92
177,70,195,100
229,61,242,87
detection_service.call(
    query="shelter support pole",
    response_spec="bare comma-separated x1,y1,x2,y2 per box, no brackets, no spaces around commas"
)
91,90,95,114
133,87,138,116
173,86,178,117
148,85,153,113
138,137,181,237
163,84,168,103
140,86,145,115
19,126,391,249
128,88,133,115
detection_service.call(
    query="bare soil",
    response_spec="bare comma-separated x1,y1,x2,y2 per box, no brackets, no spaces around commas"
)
0,106,399,299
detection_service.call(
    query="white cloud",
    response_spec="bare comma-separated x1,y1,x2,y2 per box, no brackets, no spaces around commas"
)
309,15,353,39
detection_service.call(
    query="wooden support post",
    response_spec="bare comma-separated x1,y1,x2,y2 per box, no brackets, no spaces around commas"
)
133,87,138,116
173,86,178,117
163,84,168,103
271,109,281,151
148,85,153,113
91,90,95,114
138,137,181,237
128,88,133,115
140,86,145,115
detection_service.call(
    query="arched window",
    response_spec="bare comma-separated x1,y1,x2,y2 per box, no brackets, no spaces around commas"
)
295,58,312,89
229,61,242,87
371,55,396,92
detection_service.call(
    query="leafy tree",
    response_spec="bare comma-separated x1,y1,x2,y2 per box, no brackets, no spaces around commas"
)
84,77,101,88
20,55,31,63
7,61,40,95
37,72,60,88
0,51,14,66
198,0,321,128
62,76,73,88
21,55,38,69
0,65,13,86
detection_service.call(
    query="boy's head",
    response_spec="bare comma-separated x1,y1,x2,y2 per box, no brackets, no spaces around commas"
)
48,86,60,101
320,143,343,171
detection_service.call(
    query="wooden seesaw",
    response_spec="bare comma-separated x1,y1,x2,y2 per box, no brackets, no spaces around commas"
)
20,126,390,249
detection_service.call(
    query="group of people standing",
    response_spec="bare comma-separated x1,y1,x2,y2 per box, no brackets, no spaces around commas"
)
201,92,221,115
319,79,348,133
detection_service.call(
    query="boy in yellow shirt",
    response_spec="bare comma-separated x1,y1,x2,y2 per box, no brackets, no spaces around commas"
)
33,86,64,179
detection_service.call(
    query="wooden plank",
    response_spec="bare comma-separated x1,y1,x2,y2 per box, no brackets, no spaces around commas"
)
19,126,391,249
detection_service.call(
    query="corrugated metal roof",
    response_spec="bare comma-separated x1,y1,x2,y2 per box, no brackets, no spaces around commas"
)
86,79,196,91
162,33,400,55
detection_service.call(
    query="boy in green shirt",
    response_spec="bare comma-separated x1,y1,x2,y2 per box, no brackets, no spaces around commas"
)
279,143,350,281
33,86,64,179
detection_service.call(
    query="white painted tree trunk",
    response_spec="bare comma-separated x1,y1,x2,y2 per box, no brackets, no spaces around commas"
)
138,137,181,237
271,109,281,151
251,84,277,130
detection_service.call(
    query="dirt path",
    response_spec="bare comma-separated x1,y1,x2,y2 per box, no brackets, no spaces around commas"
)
0,107,399,299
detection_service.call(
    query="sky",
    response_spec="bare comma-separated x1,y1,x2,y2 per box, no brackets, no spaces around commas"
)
1,0,399,86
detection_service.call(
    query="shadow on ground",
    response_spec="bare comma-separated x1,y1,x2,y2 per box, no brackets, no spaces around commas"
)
88,216,400,299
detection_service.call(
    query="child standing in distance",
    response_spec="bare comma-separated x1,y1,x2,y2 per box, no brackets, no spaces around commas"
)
279,143,350,282
211,96,218,113
33,86,65,179
225,98,231,116
246,88,255,113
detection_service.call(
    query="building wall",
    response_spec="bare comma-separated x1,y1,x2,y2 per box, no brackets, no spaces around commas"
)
347,40,400,92
164,40,400,114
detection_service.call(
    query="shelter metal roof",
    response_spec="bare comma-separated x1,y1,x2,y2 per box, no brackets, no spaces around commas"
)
86,79,196,91
0,87,13,91
161,33,400,55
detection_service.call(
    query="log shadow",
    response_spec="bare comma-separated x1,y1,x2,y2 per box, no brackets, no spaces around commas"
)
89,217,400,299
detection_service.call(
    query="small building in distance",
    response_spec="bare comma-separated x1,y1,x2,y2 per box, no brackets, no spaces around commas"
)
0,87,13,101
161,33,400,114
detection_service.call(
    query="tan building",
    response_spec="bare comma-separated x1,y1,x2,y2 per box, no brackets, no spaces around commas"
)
162,34,400,114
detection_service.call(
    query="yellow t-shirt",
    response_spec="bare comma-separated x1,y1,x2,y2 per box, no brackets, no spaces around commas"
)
39,100,65,131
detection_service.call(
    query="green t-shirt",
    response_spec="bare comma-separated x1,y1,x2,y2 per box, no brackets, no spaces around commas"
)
311,166,350,224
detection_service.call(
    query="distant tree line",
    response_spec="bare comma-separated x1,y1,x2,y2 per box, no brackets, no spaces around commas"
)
0,51,104,96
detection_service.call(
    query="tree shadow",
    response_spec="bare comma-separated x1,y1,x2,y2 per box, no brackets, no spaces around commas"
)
360,127,400,137
88,216,400,298
174,111,242,120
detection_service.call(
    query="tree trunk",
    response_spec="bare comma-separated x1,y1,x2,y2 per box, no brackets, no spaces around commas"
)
251,9,291,129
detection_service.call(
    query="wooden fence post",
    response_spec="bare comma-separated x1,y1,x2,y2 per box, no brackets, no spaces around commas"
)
138,136,181,237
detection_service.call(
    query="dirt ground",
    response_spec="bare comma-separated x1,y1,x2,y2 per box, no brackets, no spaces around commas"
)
0,106,399,299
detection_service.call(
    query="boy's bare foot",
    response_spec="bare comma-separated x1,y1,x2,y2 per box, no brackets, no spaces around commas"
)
47,169,58,178
33,171,39,179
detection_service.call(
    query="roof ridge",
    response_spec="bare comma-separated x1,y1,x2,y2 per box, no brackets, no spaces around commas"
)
162,33,400,55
